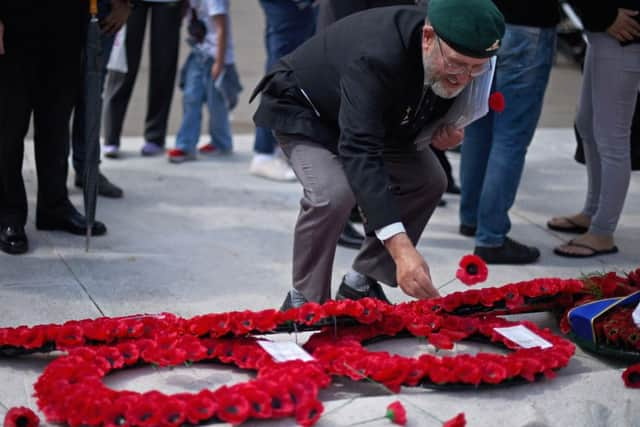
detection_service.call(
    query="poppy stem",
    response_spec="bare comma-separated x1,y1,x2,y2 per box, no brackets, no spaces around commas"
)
347,415,384,426
0,399,8,411
342,363,445,425
437,277,457,291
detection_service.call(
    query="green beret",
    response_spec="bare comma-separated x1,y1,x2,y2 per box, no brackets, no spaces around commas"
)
427,0,505,58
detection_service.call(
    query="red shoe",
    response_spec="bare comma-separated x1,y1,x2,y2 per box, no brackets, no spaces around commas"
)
167,148,196,164
198,143,232,157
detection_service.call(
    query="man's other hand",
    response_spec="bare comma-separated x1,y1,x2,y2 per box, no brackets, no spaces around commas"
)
101,0,131,35
0,20,5,55
384,233,440,299
431,124,463,150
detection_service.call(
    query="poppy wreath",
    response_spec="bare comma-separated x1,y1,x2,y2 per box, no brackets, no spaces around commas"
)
33,334,330,427
415,272,639,318
304,310,575,391
0,299,391,357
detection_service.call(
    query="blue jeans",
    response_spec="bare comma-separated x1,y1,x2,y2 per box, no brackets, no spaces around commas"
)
175,50,232,153
253,0,316,154
459,25,556,247
71,30,115,175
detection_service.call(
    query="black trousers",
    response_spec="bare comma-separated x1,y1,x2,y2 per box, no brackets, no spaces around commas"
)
0,31,83,227
102,1,182,147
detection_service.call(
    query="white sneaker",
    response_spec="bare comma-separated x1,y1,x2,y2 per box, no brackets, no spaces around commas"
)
104,145,120,159
249,156,297,182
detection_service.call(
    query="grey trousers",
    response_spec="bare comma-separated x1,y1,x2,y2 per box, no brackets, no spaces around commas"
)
102,1,182,147
576,33,640,235
277,132,446,303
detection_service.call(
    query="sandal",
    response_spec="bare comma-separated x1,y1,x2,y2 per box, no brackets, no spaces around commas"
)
554,240,618,258
547,217,589,234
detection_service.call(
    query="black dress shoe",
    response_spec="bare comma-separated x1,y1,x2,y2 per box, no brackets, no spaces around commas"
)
459,224,477,237
36,209,107,236
75,173,124,199
474,237,540,265
0,226,28,255
335,277,392,304
338,221,365,250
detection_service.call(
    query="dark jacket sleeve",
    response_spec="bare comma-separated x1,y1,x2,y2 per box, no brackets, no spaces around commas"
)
570,0,618,32
338,57,401,234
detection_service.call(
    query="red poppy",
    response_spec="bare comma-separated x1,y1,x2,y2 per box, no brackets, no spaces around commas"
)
385,401,407,426
488,91,505,113
3,407,40,427
443,412,466,427
56,324,85,348
453,360,482,385
295,399,323,427
157,398,187,427
456,255,488,286
427,332,454,350
17,326,47,350
622,363,640,388
237,385,272,419
214,388,251,425
185,391,218,424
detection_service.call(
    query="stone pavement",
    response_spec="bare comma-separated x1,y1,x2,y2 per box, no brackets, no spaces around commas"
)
1,128,639,426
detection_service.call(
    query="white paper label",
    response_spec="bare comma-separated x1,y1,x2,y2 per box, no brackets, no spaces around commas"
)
633,304,640,328
494,325,553,349
258,340,315,362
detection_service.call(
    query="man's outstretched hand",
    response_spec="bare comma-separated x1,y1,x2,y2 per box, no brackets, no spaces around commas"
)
384,233,440,299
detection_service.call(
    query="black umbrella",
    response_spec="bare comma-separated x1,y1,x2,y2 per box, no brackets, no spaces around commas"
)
83,0,102,252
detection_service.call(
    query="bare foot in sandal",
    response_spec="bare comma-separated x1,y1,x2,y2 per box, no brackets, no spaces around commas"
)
547,214,591,234
554,233,618,258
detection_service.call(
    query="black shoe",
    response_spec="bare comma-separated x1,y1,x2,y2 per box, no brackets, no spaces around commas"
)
75,173,124,199
335,277,391,304
438,199,447,207
338,221,365,250
280,292,294,311
474,237,540,265
36,209,107,236
446,182,461,195
459,224,476,237
349,206,363,223
0,226,28,255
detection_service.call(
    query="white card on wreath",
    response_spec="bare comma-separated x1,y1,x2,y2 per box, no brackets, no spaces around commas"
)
258,340,315,362
493,325,553,349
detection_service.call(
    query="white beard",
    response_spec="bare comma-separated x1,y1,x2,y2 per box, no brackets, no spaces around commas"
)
423,51,466,99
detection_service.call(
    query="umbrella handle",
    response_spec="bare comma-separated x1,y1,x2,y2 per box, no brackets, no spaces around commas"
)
90,0,98,16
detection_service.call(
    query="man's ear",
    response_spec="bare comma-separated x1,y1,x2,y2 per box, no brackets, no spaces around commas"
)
422,25,436,49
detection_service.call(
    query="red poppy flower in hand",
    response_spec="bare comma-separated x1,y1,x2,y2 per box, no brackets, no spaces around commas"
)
622,363,640,388
488,92,505,113
456,254,488,286
385,401,407,425
3,407,39,427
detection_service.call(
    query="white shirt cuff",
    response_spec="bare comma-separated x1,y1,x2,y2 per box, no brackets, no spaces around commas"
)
375,222,406,241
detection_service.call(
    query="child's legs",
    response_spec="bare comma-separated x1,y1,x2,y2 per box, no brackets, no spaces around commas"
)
175,52,206,153
206,68,233,152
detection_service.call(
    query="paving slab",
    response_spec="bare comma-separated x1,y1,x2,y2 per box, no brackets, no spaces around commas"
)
1,128,639,426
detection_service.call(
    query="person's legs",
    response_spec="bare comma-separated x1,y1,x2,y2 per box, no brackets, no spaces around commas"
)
173,52,206,158
145,0,182,151
103,3,148,149
206,64,233,153
351,144,446,287
251,0,315,181
555,34,640,257
277,133,355,303
475,25,555,248
459,111,494,231
0,51,33,231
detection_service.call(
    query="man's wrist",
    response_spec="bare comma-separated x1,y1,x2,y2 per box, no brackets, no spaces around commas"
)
375,222,405,241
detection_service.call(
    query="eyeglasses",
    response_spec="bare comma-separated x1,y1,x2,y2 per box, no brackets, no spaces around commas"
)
436,37,491,78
